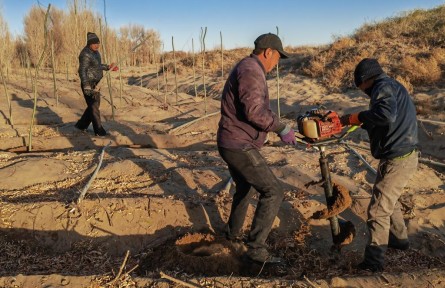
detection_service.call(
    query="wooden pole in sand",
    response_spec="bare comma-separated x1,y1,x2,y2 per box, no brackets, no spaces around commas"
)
192,38,197,98
50,30,59,106
276,26,281,119
172,36,178,105
28,4,51,152
200,27,207,115
0,63,13,125
220,31,224,80
99,18,115,120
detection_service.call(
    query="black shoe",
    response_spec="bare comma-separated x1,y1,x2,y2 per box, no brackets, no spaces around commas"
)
95,128,108,137
246,248,282,264
388,234,410,250
74,123,87,131
388,240,409,250
357,261,383,272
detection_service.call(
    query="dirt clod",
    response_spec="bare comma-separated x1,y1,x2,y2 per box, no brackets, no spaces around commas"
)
311,183,352,219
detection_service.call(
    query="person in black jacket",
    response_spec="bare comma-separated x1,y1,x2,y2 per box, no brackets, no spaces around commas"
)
75,32,118,136
341,58,418,272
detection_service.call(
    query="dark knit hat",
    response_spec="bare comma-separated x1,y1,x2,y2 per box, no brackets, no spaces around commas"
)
354,58,384,87
254,33,290,59
87,32,100,45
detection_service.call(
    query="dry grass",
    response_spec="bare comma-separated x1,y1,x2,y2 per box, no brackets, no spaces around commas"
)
301,5,445,92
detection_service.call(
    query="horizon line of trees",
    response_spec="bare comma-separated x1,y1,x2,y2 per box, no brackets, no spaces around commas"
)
0,0,162,77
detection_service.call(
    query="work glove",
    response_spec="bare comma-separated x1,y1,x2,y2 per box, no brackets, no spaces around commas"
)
340,113,362,126
109,63,119,71
278,124,297,145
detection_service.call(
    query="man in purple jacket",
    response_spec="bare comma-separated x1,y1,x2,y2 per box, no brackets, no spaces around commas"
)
217,33,296,264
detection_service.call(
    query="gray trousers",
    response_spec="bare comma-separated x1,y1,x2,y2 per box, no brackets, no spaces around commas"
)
364,151,418,266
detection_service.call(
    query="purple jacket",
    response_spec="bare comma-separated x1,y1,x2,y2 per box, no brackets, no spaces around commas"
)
217,54,282,150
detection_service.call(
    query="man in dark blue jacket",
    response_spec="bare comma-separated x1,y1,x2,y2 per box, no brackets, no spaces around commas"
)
217,33,295,264
341,58,418,272
75,32,118,136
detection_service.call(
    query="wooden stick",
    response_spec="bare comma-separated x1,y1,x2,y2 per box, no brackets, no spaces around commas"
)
341,142,377,175
220,177,234,194
200,203,216,234
160,271,201,288
108,250,130,285
419,120,434,140
343,141,445,169
418,118,445,126
169,111,219,135
303,275,320,288
77,141,111,204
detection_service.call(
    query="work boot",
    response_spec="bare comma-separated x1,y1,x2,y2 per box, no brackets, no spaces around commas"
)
357,261,383,272
245,247,282,264
95,127,108,137
74,123,87,131
225,231,248,254
388,233,410,250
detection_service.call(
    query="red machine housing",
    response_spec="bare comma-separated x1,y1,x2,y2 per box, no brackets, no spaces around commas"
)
297,110,343,140
315,111,343,138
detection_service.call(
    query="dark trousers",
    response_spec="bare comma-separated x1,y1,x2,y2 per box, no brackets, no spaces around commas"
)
218,146,284,250
76,86,103,134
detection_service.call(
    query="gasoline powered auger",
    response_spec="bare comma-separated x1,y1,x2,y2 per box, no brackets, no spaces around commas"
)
295,109,359,250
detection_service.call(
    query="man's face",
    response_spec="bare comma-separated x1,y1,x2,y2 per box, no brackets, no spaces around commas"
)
358,79,374,97
90,43,100,51
264,49,280,73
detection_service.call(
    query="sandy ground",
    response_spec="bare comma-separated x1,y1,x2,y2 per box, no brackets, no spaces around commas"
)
0,63,444,287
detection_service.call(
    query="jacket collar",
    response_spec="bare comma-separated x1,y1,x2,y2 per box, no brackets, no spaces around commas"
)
250,54,266,74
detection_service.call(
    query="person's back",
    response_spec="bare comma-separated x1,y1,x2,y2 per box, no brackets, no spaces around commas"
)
359,74,418,159
217,55,280,150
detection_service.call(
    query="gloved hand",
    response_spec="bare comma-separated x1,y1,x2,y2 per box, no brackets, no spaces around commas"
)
278,124,297,145
83,85,100,100
340,113,362,126
109,63,119,71
83,85,94,97
91,91,101,100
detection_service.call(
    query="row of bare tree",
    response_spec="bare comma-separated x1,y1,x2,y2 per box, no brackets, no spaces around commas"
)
0,0,162,78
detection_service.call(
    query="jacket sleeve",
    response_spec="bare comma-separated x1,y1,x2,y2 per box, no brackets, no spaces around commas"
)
359,85,397,126
78,51,90,86
237,65,281,133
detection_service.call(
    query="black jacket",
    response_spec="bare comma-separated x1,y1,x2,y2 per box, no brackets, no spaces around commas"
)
78,46,109,88
358,74,418,159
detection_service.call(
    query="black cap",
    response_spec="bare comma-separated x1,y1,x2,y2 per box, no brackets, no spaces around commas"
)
354,58,384,87
87,32,100,45
254,33,290,59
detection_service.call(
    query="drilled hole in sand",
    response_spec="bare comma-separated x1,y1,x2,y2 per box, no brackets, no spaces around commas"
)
139,232,252,276
176,233,230,256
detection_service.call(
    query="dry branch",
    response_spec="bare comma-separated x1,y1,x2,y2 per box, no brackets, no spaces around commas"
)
77,141,111,204
107,250,130,285
159,271,201,288
169,111,219,135
0,63,12,125
418,118,445,126
28,4,51,152
344,141,445,169
341,141,377,175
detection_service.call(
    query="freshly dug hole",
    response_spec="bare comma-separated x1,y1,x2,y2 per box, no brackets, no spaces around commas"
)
138,233,244,276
